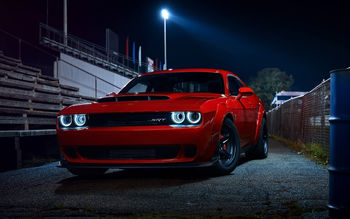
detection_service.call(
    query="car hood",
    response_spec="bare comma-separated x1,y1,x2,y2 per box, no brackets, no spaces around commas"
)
59,93,225,115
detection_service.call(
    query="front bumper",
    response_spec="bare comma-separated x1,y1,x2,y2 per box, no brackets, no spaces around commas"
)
57,123,218,166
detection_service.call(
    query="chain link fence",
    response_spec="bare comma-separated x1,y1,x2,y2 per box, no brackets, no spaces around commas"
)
267,78,330,154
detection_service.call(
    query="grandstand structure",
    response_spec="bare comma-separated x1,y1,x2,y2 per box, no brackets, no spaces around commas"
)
0,50,94,131
0,23,150,169
0,25,133,131
39,23,145,98
39,23,147,78
0,50,98,169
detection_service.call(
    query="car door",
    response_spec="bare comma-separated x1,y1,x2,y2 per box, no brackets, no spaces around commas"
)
227,75,258,146
239,89,259,143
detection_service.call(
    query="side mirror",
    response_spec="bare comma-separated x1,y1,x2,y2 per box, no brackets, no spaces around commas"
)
236,87,254,100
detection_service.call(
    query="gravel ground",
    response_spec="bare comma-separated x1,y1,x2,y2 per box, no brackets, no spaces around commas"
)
0,138,329,218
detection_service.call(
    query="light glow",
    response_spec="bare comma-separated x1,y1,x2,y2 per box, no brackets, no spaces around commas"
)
161,9,169,20
74,114,86,127
59,115,72,127
187,112,201,124
171,112,185,124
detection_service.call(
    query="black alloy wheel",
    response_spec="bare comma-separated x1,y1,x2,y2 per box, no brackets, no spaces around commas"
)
211,118,240,175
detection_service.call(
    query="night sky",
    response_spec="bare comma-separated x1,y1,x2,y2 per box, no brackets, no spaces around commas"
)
0,0,349,91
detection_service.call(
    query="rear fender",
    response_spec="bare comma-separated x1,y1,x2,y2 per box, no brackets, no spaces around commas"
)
253,103,266,144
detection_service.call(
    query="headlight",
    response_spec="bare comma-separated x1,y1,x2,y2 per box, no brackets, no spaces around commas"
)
187,112,201,124
59,115,72,127
74,114,86,126
171,112,185,124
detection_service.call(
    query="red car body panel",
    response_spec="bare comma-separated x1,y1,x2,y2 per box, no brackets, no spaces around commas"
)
57,68,265,167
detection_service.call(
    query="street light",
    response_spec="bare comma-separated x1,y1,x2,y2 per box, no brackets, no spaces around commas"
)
161,9,169,70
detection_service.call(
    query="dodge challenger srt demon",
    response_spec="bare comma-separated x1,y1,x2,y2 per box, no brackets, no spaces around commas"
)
57,68,268,176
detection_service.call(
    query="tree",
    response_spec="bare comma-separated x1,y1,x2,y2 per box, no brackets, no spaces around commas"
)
248,68,294,110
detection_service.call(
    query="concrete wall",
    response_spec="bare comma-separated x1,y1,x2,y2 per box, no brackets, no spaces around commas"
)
54,53,131,98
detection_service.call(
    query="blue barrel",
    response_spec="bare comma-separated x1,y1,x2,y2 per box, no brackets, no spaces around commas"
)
328,68,350,218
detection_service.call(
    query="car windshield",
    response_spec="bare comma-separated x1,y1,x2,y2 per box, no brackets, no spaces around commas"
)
119,72,225,94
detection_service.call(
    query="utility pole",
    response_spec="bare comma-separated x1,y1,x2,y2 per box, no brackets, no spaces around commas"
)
46,0,49,25
64,0,67,45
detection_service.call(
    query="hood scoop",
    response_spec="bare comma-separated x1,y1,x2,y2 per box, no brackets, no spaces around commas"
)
97,95,170,103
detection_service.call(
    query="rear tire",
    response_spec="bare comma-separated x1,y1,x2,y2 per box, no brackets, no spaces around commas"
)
211,118,240,175
246,118,268,159
67,167,108,177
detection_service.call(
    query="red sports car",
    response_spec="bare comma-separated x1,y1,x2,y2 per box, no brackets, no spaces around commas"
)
57,69,268,176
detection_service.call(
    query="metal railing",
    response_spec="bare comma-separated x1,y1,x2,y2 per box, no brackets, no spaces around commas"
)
55,58,124,98
0,27,122,98
39,23,149,78
267,79,330,154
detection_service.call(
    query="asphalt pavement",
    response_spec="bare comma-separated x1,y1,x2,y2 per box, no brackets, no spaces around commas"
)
0,138,329,218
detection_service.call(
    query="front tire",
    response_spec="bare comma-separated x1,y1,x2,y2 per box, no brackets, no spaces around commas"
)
67,167,108,177
211,118,240,175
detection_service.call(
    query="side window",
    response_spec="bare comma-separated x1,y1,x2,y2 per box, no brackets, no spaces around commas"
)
228,76,243,96
127,82,148,93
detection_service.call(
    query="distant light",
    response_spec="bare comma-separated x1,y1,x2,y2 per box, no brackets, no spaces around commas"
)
161,9,169,20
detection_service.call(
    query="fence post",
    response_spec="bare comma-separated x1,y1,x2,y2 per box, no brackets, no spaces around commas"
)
328,68,350,218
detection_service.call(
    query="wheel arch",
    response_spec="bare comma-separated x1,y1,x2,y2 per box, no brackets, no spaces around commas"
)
210,102,239,150
224,112,234,122
211,103,233,137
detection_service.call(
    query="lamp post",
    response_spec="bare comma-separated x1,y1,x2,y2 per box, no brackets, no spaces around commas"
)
161,9,169,70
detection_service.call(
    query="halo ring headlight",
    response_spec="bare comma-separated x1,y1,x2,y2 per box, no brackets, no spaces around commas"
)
59,115,72,127
171,112,185,124
74,114,86,127
187,112,201,124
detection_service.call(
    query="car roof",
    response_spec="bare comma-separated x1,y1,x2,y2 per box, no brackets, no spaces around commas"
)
140,68,239,78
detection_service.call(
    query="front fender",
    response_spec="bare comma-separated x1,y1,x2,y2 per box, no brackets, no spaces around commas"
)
212,102,228,135
210,102,235,147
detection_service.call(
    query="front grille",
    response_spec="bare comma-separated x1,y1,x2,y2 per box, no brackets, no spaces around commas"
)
78,146,180,160
87,112,171,127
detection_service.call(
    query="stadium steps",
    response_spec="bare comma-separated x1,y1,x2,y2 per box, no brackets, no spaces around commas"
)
0,51,95,131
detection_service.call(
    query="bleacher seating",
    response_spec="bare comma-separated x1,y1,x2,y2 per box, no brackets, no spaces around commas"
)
0,51,95,131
